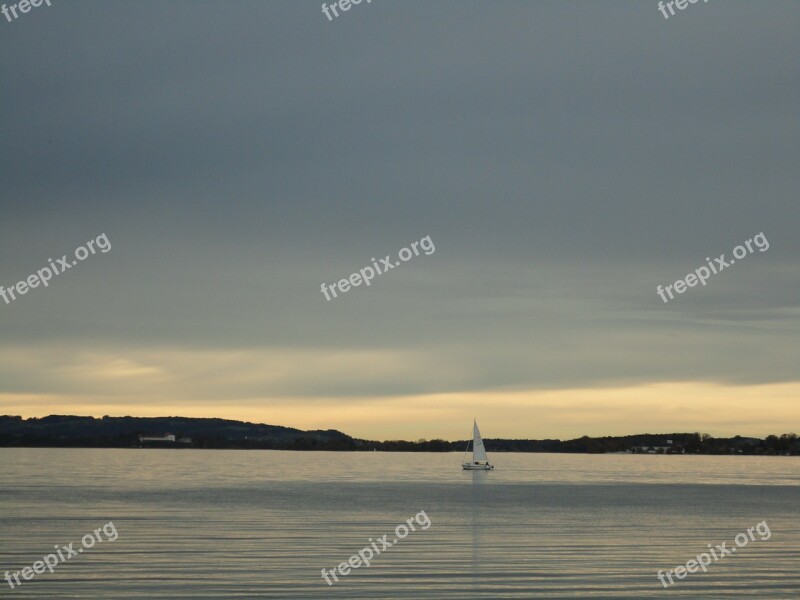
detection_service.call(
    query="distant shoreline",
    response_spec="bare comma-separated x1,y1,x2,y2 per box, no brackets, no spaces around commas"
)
1,415,798,455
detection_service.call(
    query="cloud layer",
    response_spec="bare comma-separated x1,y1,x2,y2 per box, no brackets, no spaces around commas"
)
1,1,798,438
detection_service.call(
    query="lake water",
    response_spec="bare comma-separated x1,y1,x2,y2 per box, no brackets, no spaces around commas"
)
0,449,798,598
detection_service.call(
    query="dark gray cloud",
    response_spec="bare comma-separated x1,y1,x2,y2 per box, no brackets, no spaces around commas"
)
1,0,798,405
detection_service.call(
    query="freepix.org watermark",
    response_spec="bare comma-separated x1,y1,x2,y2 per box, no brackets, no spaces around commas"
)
657,521,771,588
321,0,372,22
1,233,111,306
320,235,435,301
656,232,768,303
657,0,709,21
4,521,119,590
321,510,431,585
1,0,54,24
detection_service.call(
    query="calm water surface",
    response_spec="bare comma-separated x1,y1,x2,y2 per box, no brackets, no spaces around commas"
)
0,449,798,598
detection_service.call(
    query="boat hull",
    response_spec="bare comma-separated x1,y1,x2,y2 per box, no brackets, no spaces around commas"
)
462,463,494,470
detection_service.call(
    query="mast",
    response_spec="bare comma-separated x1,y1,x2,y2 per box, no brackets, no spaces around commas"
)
462,421,472,462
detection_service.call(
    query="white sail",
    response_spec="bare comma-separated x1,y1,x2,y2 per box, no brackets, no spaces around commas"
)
472,420,488,462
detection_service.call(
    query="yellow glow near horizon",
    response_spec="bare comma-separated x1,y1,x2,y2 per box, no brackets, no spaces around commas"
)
2,381,799,441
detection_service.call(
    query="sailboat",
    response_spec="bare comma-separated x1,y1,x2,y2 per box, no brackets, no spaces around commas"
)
462,419,494,470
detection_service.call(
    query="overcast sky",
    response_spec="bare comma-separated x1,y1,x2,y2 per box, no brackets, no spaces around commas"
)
1,0,798,440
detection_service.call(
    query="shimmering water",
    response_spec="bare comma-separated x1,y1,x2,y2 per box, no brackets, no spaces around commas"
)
0,449,798,598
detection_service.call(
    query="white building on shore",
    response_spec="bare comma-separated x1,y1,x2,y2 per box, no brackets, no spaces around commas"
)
138,433,176,443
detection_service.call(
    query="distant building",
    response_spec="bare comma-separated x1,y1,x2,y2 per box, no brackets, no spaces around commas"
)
633,445,672,454
138,433,176,443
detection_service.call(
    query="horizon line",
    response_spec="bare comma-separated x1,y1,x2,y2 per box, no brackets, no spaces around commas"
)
2,413,794,443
